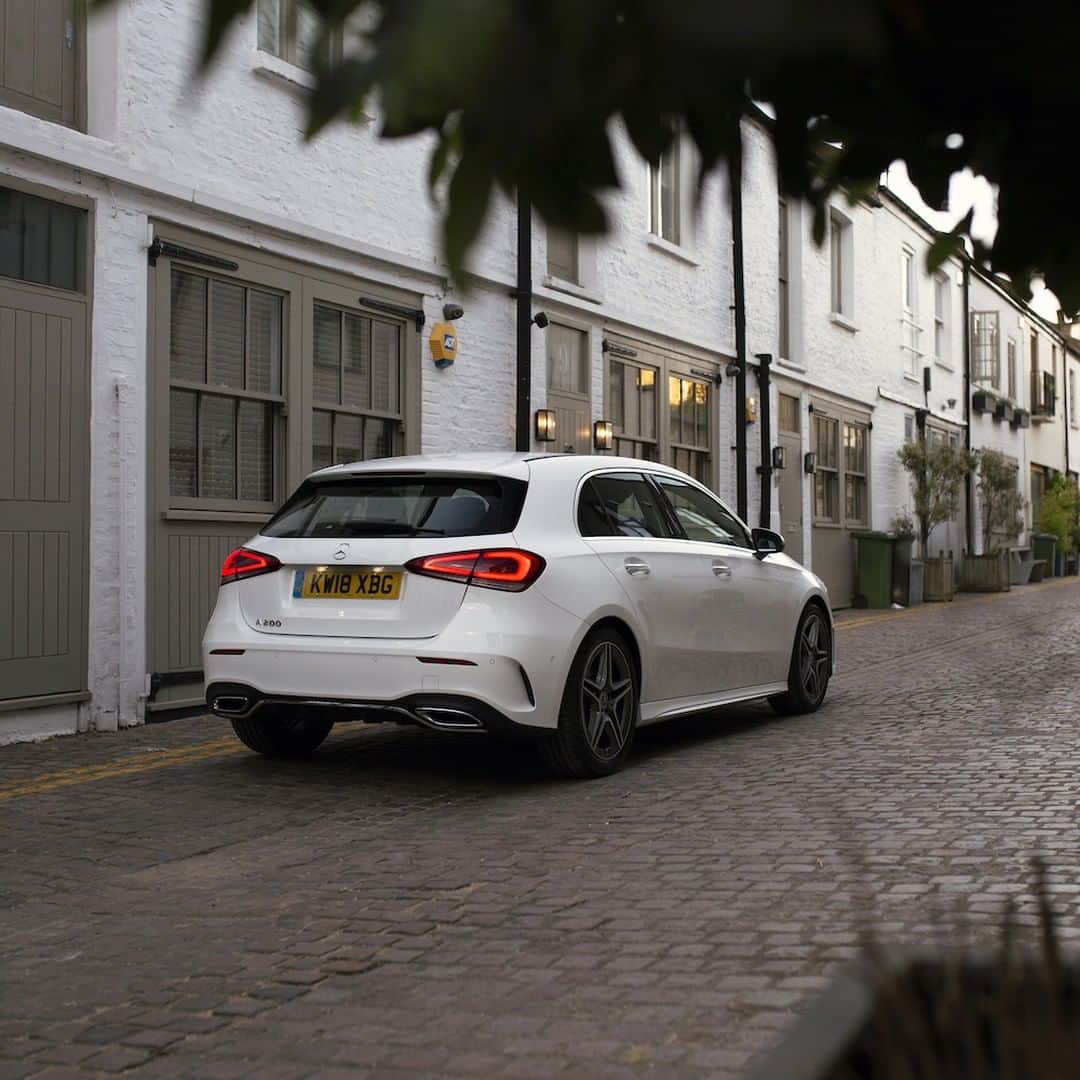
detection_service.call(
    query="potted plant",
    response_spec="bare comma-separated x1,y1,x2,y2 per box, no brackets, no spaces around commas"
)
962,449,1022,592
1036,475,1079,579
897,438,976,602
889,513,920,606
750,860,1080,1079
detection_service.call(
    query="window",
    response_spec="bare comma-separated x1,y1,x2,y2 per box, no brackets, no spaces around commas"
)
971,311,1000,387
933,272,949,365
1031,464,1049,521
168,269,284,505
813,414,839,522
0,0,80,128
649,143,680,244
654,477,750,547
778,198,790,360
778,393,800,435
0,186,86,292
263,475,524,539
1071,369,1078,427
578,474,671,538
1030,333,1039,411
609,359,659,463
843,422,868,525
547,226,578,284
311,304,402,471
1007,338,1017,400
829,210,853,318
904,414,915,442
668,374,711,484
900,248,919,376
257,0,339,70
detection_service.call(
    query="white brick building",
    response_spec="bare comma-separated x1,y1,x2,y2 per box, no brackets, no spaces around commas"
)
1,3,1074,742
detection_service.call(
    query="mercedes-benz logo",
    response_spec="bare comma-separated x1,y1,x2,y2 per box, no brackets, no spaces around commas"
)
333,543,350,561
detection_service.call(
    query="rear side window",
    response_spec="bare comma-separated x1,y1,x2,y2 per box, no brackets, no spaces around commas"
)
578,474,672,538
263,474,526,539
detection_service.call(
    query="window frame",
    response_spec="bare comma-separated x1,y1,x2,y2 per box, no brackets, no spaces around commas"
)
778,197,790,362
648,142,681,245
575,471,677,540
1007,337,1017,401
813,413,841,526
256,0,342,72
650,473,752,549
933,270,950,368
165,267,288,513
971,310,1000,389
900,246,920,377
606,355,660,464
842,420,869,527
1070,367,1078,429
829,209,854,319
546,224,579,285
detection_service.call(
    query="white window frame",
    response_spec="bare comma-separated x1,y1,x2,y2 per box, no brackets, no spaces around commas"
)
933,271,950,368
829,209,855,324
900,246,920,377
972,311,1000,390
1071,368,1078,429
1007,337,1017,401
649,143,681,245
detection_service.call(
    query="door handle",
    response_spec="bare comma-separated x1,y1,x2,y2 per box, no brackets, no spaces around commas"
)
624,558,651,577
712,560,732,578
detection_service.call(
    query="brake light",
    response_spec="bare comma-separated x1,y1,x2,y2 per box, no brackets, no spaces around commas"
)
405,549,545,592
220,547,282,585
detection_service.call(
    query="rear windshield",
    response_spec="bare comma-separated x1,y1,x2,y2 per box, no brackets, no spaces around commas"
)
262,474,527,539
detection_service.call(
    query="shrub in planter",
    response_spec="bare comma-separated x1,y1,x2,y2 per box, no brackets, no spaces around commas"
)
976,449,1025,557
752,860,1080,1079
897,440,976,576
1037,475,1080,561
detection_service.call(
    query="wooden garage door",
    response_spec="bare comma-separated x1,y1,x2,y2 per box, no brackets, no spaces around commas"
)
0,281,89,700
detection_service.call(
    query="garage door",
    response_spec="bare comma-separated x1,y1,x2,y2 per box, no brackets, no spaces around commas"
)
0,281,89,700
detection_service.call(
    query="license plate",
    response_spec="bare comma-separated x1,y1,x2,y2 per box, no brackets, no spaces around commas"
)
293,567,403,600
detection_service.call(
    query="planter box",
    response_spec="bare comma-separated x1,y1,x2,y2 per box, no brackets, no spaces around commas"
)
923,556,953,601
972,389,994,414
959,552,1011,592
750,956,1080,1080
1011,407,1031,429
993,399,1014,424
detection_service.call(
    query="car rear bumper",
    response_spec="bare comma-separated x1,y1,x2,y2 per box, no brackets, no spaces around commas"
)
202,584,584,731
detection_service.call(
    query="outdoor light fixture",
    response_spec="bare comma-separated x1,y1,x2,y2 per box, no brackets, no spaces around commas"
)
535,409,557,442
804,451,817,474
532,311,550,329
772,445,786,470
593,420,614,452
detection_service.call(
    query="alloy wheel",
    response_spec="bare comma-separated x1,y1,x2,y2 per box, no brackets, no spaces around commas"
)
798,611,831,702
579,640,635,761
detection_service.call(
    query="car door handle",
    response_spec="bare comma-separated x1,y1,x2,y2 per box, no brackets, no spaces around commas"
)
712,560,732,578
624,558,651,576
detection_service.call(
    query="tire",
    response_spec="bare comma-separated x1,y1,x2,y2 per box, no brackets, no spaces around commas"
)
541,628,639,779
229,709,334,757
769,603,832,716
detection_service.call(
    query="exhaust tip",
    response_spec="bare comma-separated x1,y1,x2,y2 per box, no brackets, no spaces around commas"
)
413,706,484,731
212,695,250,716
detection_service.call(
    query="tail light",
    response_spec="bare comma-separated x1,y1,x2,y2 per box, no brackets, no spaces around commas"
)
405,549,545,592
220,547,281,585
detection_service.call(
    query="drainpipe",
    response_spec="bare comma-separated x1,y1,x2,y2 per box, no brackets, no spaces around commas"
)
731,129,748,521
1062,338,1070,481
515,192,532,452
755,353,773,528
962,261,974,553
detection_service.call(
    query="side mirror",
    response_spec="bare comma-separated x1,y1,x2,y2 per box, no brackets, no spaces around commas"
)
752,527,785,560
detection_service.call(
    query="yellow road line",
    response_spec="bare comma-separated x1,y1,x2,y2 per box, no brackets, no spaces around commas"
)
835,575,1080,631
0,737,246,803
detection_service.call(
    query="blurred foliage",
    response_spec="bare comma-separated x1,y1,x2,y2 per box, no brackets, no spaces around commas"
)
183,0,1080,302
898,438,976,555
1036,474,1080,554
977,449,1025,554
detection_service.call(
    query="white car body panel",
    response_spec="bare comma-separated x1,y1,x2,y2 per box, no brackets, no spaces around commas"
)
203,453,832,734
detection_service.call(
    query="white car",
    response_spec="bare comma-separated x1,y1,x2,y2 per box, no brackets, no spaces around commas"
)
204,453,832,778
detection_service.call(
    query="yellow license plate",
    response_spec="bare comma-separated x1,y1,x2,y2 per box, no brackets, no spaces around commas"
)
294,567,403,600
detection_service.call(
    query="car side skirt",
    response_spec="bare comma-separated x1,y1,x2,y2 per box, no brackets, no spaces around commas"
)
638,682,790,725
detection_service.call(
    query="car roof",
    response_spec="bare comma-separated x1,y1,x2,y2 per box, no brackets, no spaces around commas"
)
309,452,700,485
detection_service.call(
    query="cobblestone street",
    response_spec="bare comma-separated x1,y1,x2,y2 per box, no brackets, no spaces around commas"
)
2,579,1079,1078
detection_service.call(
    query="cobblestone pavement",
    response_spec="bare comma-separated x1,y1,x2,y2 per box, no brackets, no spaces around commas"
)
2,578,1080,1078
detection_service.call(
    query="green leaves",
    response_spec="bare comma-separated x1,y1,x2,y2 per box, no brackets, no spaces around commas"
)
191,0,1080,306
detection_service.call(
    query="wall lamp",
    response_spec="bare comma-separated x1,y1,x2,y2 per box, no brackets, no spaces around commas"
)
804,451,817,474
532,311,550,329
593,420,614,452
535,408,557,442
772,445,786,470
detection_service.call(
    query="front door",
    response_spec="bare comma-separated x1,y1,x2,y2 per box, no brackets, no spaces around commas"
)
0,280,89,700
777,393,804,565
